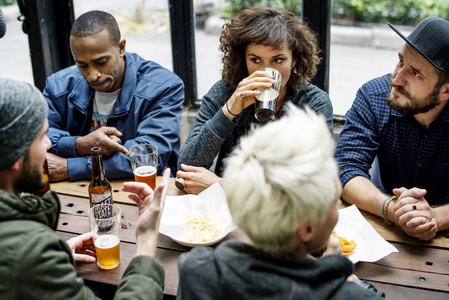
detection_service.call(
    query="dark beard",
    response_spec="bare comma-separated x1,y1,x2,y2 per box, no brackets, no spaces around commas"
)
14,151,45,193
387,79,442,115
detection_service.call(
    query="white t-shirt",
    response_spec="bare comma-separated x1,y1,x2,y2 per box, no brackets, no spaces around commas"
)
90,89,121,132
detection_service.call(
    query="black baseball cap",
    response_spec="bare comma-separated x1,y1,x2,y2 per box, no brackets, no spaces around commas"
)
388,17,449,74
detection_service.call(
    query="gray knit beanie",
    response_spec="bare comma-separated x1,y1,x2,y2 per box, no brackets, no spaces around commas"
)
0,78,48,169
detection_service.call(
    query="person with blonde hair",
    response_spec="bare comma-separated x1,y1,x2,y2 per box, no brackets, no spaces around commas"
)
177,7,333,194
176,104,383,299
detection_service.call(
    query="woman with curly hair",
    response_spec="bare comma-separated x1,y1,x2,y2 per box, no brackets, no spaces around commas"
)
177,7,333,194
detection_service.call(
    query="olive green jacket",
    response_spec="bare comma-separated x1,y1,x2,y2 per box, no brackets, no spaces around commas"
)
0,190,164,299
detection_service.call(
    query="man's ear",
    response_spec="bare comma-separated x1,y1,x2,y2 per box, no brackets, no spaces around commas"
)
296,220,314,243
119,39,126,57
9,158,22,171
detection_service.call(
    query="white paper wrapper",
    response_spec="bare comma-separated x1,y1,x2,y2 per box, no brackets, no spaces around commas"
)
334,205,398,263
159,182,237,247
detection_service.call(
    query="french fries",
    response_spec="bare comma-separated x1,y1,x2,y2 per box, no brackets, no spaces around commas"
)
332,231,357,256
183,214,224,242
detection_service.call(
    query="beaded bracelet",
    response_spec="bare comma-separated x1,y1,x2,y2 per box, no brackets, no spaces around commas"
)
382,195,397,225
225,101,237,117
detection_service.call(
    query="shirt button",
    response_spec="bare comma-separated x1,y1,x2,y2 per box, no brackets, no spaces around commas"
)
417,162,422,168
423,134,428,139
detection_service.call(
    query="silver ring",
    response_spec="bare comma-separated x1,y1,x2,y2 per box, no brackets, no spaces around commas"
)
416,236,422,241
423,216,428,224
412,204,417,210
240,92,246,98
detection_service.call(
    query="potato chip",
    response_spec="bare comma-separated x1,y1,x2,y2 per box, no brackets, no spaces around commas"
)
183,214,224,242
332,231,357,256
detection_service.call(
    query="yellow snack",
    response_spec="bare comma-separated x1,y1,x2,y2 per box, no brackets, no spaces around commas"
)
183,214,224,242
332,231,357,256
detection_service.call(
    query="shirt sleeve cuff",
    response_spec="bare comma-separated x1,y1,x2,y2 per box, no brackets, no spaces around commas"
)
67,157,90,181
208,107,237,139
57,136,78,157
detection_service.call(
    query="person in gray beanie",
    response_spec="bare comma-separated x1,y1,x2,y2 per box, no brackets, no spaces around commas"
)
335,17,449,242
0,78,47,172
0,78,169,299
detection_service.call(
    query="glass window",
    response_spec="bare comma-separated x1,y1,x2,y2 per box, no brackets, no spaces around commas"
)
0,5,33,83
73,0,173,71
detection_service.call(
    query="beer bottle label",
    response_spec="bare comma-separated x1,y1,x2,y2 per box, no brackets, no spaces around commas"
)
91,191,112,218
93,203,113,219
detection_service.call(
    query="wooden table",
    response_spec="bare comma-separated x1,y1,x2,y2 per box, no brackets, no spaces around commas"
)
52,178,248,299
53,179,449,300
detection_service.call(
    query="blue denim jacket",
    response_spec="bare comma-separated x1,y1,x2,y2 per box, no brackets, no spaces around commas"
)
44,52,184,180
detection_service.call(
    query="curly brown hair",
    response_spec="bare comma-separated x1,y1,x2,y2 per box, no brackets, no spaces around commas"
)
220,7,321,90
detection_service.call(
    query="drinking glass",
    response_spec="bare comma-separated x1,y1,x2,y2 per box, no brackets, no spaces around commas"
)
130,144,158,190
254,67,282,122
88,204,121,270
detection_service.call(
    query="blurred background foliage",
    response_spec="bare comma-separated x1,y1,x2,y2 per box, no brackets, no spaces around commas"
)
332,0,449,25
0,0,15,6
1,0,448,26
224,0,449,25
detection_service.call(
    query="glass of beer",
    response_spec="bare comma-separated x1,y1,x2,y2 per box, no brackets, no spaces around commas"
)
130,144,158,190
254,67,282,122
87,204,121,270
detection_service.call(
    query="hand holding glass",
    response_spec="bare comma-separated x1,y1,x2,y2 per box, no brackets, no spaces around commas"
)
87,204,121,270
254,67,282,122
130,144,158,190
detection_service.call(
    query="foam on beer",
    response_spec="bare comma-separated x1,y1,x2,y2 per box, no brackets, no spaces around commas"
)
134,165,156,176
95,234,120,249
255,88,279,101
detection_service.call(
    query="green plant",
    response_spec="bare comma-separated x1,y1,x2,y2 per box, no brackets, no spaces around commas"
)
331,0,449,25
0,0,16,6
224,0,449,25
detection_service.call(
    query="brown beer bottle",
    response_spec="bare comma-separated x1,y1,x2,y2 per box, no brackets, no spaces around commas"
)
32,159,51,197
89,147,113,218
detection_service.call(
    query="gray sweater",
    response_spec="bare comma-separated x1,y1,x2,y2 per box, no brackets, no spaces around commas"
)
176,240,382,300
178,80,333,175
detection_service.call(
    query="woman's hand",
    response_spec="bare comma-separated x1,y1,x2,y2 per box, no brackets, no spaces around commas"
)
176,164,222,195
223,70,276,119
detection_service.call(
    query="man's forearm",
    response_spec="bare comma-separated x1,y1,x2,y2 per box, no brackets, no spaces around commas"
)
342,176,389,218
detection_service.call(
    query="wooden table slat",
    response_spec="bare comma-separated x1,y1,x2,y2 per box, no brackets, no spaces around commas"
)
355,260,449,293
368,282,449,300
51,178,183,205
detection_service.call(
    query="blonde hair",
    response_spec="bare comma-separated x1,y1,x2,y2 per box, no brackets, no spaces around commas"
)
223,104,337,254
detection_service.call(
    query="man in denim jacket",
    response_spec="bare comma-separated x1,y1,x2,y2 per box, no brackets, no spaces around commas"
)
44,10,184,181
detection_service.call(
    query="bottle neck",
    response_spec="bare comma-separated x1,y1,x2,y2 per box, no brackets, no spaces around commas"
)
91,151,106,181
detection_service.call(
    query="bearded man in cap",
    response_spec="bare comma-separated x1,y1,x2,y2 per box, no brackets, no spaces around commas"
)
335,17,449,241
0,78,170,298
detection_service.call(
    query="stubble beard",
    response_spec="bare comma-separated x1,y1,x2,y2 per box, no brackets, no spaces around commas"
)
387,79,442,116
14,152,45,193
